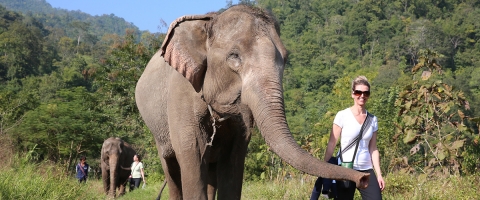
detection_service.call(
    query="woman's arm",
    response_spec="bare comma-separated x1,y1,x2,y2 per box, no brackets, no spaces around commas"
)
323,124,341,162
140,167,146,183
369,131,385,191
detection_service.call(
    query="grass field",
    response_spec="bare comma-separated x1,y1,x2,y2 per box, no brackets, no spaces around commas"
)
0,157,478,199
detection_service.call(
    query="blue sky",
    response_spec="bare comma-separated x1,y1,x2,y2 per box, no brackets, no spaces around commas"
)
46,0,238,33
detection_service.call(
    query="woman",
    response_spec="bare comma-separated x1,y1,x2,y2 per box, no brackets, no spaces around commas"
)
323,76,385,200
129,154,146,191
76,156,89,183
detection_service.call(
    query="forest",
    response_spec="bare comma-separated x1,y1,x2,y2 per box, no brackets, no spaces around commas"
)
1,0,479,188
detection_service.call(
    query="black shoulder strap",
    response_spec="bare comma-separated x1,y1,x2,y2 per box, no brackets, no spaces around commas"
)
78,163,87,176
340,113,373,162
131,162,140,174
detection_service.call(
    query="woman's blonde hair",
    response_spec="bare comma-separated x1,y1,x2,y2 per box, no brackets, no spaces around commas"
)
351,76,370,90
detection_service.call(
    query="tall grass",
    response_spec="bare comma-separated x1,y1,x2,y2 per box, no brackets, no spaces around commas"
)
1,154,478,200
0,159,103,199
241,173,480,200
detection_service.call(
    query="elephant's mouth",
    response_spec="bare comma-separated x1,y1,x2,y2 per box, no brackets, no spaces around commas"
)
210,94,242,116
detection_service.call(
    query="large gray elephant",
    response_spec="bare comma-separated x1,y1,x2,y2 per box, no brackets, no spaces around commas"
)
135,5,369,200
101,137,136,197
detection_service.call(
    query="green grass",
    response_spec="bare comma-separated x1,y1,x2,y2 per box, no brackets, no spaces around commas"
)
1,159,478,200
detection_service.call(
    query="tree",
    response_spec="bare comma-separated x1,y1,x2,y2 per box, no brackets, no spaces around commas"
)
93,29,153,143
15,87,104,171
0,21,42,79
395,49,477,177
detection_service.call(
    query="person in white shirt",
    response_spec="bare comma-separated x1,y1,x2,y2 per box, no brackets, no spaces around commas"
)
323,76,385,200
129,154,146,191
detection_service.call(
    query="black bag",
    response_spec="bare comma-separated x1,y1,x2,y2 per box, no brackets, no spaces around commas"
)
310,113,373,199
310,157,338,200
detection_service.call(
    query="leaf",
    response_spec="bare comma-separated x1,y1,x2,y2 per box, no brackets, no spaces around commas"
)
412,63,424,72
437,151,446,160
405,116,417,126
457,123,467,132
394,99,403,107
417,90,424,100
439,102,451,113
398,91,409,98
450,140,464,150
400,157,408,166
256,152,263,160
458,110,465,119
421,71,431,80
405,100,412,110
404,129,416,144
403,115,412,125
470,117,480,123
437,87,444,93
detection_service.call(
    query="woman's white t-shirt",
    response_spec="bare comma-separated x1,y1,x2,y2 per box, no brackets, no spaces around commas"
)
334,108,378,170
131,161,144,178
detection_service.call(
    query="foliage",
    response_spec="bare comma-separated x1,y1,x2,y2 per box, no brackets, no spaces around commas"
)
394,49,477,176
14,87,105,173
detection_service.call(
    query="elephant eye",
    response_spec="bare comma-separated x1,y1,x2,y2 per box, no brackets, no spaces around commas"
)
227,52,242,70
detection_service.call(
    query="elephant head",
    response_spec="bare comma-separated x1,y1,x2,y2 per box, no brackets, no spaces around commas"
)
160,5,368,186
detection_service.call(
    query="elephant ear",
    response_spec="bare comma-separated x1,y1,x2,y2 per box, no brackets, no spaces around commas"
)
161,14,215,92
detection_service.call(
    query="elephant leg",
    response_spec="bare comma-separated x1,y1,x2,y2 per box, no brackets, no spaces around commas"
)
119,180,126,196
178,154,209,200
173,131,210,200
207,163,217,200
162,156,183,200
216,126,250,200
102,169,110,194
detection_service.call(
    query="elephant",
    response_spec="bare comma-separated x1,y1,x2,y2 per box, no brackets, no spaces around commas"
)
135,5,369,200
101,137,136,197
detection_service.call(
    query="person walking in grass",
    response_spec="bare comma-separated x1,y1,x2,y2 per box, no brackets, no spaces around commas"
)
76,156,89,183
129,154,146,191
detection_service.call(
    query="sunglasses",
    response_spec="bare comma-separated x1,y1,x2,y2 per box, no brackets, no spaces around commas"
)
353,90,370,97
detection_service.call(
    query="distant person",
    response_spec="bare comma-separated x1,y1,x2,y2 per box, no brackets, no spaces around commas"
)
76,156,89,183
129,154,146,191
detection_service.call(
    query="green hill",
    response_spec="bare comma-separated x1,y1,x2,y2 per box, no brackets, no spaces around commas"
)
0,0,144,38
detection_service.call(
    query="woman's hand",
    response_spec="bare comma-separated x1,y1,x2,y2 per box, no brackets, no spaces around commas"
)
377,176,385,191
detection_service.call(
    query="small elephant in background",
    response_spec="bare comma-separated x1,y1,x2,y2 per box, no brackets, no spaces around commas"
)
101,137,136,197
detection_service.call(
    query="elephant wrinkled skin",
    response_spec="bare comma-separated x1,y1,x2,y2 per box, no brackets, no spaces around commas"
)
135,5,369,200
101,137,136,197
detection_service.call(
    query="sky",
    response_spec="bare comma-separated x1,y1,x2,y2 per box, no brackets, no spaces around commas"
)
46,0,238,33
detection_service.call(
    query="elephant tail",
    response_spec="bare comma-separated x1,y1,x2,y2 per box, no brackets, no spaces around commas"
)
156,179,167,200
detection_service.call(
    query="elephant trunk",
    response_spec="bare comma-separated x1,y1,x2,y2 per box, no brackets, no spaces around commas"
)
109,154,118,197
245,81,369,187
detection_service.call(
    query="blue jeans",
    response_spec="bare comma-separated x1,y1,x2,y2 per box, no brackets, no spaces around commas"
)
78,177,87,183
130,178,142,191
